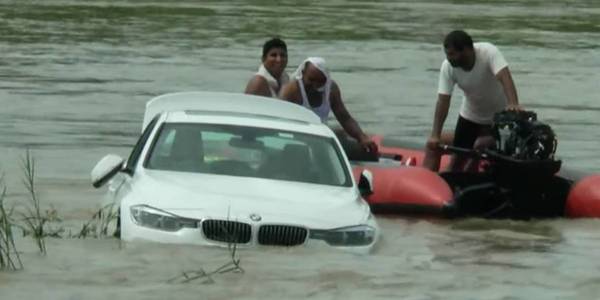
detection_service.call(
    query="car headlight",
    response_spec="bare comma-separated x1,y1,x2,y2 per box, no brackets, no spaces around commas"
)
309,225,376,246
130,205,199,232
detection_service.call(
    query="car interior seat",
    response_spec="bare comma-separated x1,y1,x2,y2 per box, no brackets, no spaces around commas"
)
281,144,315,182
169,128,206,172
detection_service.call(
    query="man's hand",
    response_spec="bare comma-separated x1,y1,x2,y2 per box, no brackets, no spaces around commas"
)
506,103,522,111
426,135,442,152
359,136,379,155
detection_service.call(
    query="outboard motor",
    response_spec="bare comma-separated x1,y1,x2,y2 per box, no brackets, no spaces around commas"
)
492,110,557,160
490,110,561,180
449,110,569,219
488,110,566,218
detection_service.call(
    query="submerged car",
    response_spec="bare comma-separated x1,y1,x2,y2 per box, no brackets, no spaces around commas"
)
91,91,379,253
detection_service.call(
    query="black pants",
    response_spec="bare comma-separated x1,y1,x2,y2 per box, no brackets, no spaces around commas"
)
453,115,493,149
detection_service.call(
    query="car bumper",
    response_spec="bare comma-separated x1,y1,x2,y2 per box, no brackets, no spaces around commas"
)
121,211,379,254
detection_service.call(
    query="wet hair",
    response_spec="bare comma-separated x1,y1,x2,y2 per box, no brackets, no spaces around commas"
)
443,30,474,51
262,38,287,60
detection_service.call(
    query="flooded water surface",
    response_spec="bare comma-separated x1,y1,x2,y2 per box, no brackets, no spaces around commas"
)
1,0,600,299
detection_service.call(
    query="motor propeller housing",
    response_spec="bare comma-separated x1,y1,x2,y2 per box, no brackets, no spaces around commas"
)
492,110,557,161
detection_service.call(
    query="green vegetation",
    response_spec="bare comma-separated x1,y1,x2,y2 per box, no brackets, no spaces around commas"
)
0,173,23,271
2,150,242,275
74,202,119,239
20,150,49,255
168,240,244,284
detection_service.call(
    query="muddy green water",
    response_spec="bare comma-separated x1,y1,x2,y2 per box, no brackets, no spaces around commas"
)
1,1,599,299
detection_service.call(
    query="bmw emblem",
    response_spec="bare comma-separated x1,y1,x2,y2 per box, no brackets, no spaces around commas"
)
249,213,262,222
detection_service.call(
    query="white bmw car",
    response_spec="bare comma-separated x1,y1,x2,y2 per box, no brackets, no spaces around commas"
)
91,91,379,253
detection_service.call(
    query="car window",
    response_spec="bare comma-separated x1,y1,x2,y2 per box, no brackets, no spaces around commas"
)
145,123,351,187
124,116,159,173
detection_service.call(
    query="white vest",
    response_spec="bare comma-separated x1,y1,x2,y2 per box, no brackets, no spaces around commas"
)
256,64,289,98
292,57,332,123
297,78,331,123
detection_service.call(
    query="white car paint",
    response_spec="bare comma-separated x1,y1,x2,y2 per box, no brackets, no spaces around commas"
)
94,91,379,253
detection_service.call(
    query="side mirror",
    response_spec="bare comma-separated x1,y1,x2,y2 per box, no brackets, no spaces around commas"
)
358,169,374,196
91,154,125,188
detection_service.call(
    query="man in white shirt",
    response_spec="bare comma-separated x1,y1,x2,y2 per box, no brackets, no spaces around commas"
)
423,30,521,172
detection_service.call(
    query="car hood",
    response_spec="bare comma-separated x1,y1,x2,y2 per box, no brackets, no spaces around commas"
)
127,169,370,228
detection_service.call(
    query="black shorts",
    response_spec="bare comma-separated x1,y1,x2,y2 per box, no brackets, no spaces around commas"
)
453,115,493,149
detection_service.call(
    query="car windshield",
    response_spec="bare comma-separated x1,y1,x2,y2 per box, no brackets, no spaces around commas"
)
145,123,351,187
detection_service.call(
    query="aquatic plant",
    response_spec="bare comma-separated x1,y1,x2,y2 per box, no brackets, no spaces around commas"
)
0,173,23,270
74,202,119,239
167,241,244,284
20,150,49,255
168,211,244,284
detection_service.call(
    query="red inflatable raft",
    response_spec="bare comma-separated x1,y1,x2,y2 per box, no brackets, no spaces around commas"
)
340,133,600,219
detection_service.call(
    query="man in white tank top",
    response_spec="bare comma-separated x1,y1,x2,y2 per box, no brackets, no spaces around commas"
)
280,57,378,154
423,30,521,172
244,38,289,98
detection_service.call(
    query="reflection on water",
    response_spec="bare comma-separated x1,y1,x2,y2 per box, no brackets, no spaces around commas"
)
0,0,599,299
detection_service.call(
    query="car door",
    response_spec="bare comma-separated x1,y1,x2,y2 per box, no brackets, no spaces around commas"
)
108,116,161,201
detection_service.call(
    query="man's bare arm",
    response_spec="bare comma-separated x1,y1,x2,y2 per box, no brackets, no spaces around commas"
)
329,82,378,153
244,76,271,97
330,82,367,141
496,67,520,110
431,94,451,139
279,80,301,104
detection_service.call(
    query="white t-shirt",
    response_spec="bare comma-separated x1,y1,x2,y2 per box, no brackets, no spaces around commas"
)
437,42,508,124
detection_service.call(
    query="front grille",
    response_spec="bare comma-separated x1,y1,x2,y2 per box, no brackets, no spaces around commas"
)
258,225,308,246
202,220,252,244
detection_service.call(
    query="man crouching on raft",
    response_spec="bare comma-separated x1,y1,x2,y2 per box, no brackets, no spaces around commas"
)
280,57,378,155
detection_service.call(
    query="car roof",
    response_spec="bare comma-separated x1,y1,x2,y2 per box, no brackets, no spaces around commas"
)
142,91,322,131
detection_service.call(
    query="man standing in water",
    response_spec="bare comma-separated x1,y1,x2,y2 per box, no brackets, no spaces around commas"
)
280,57,378,154
423,30,521,172
245,38,289,98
